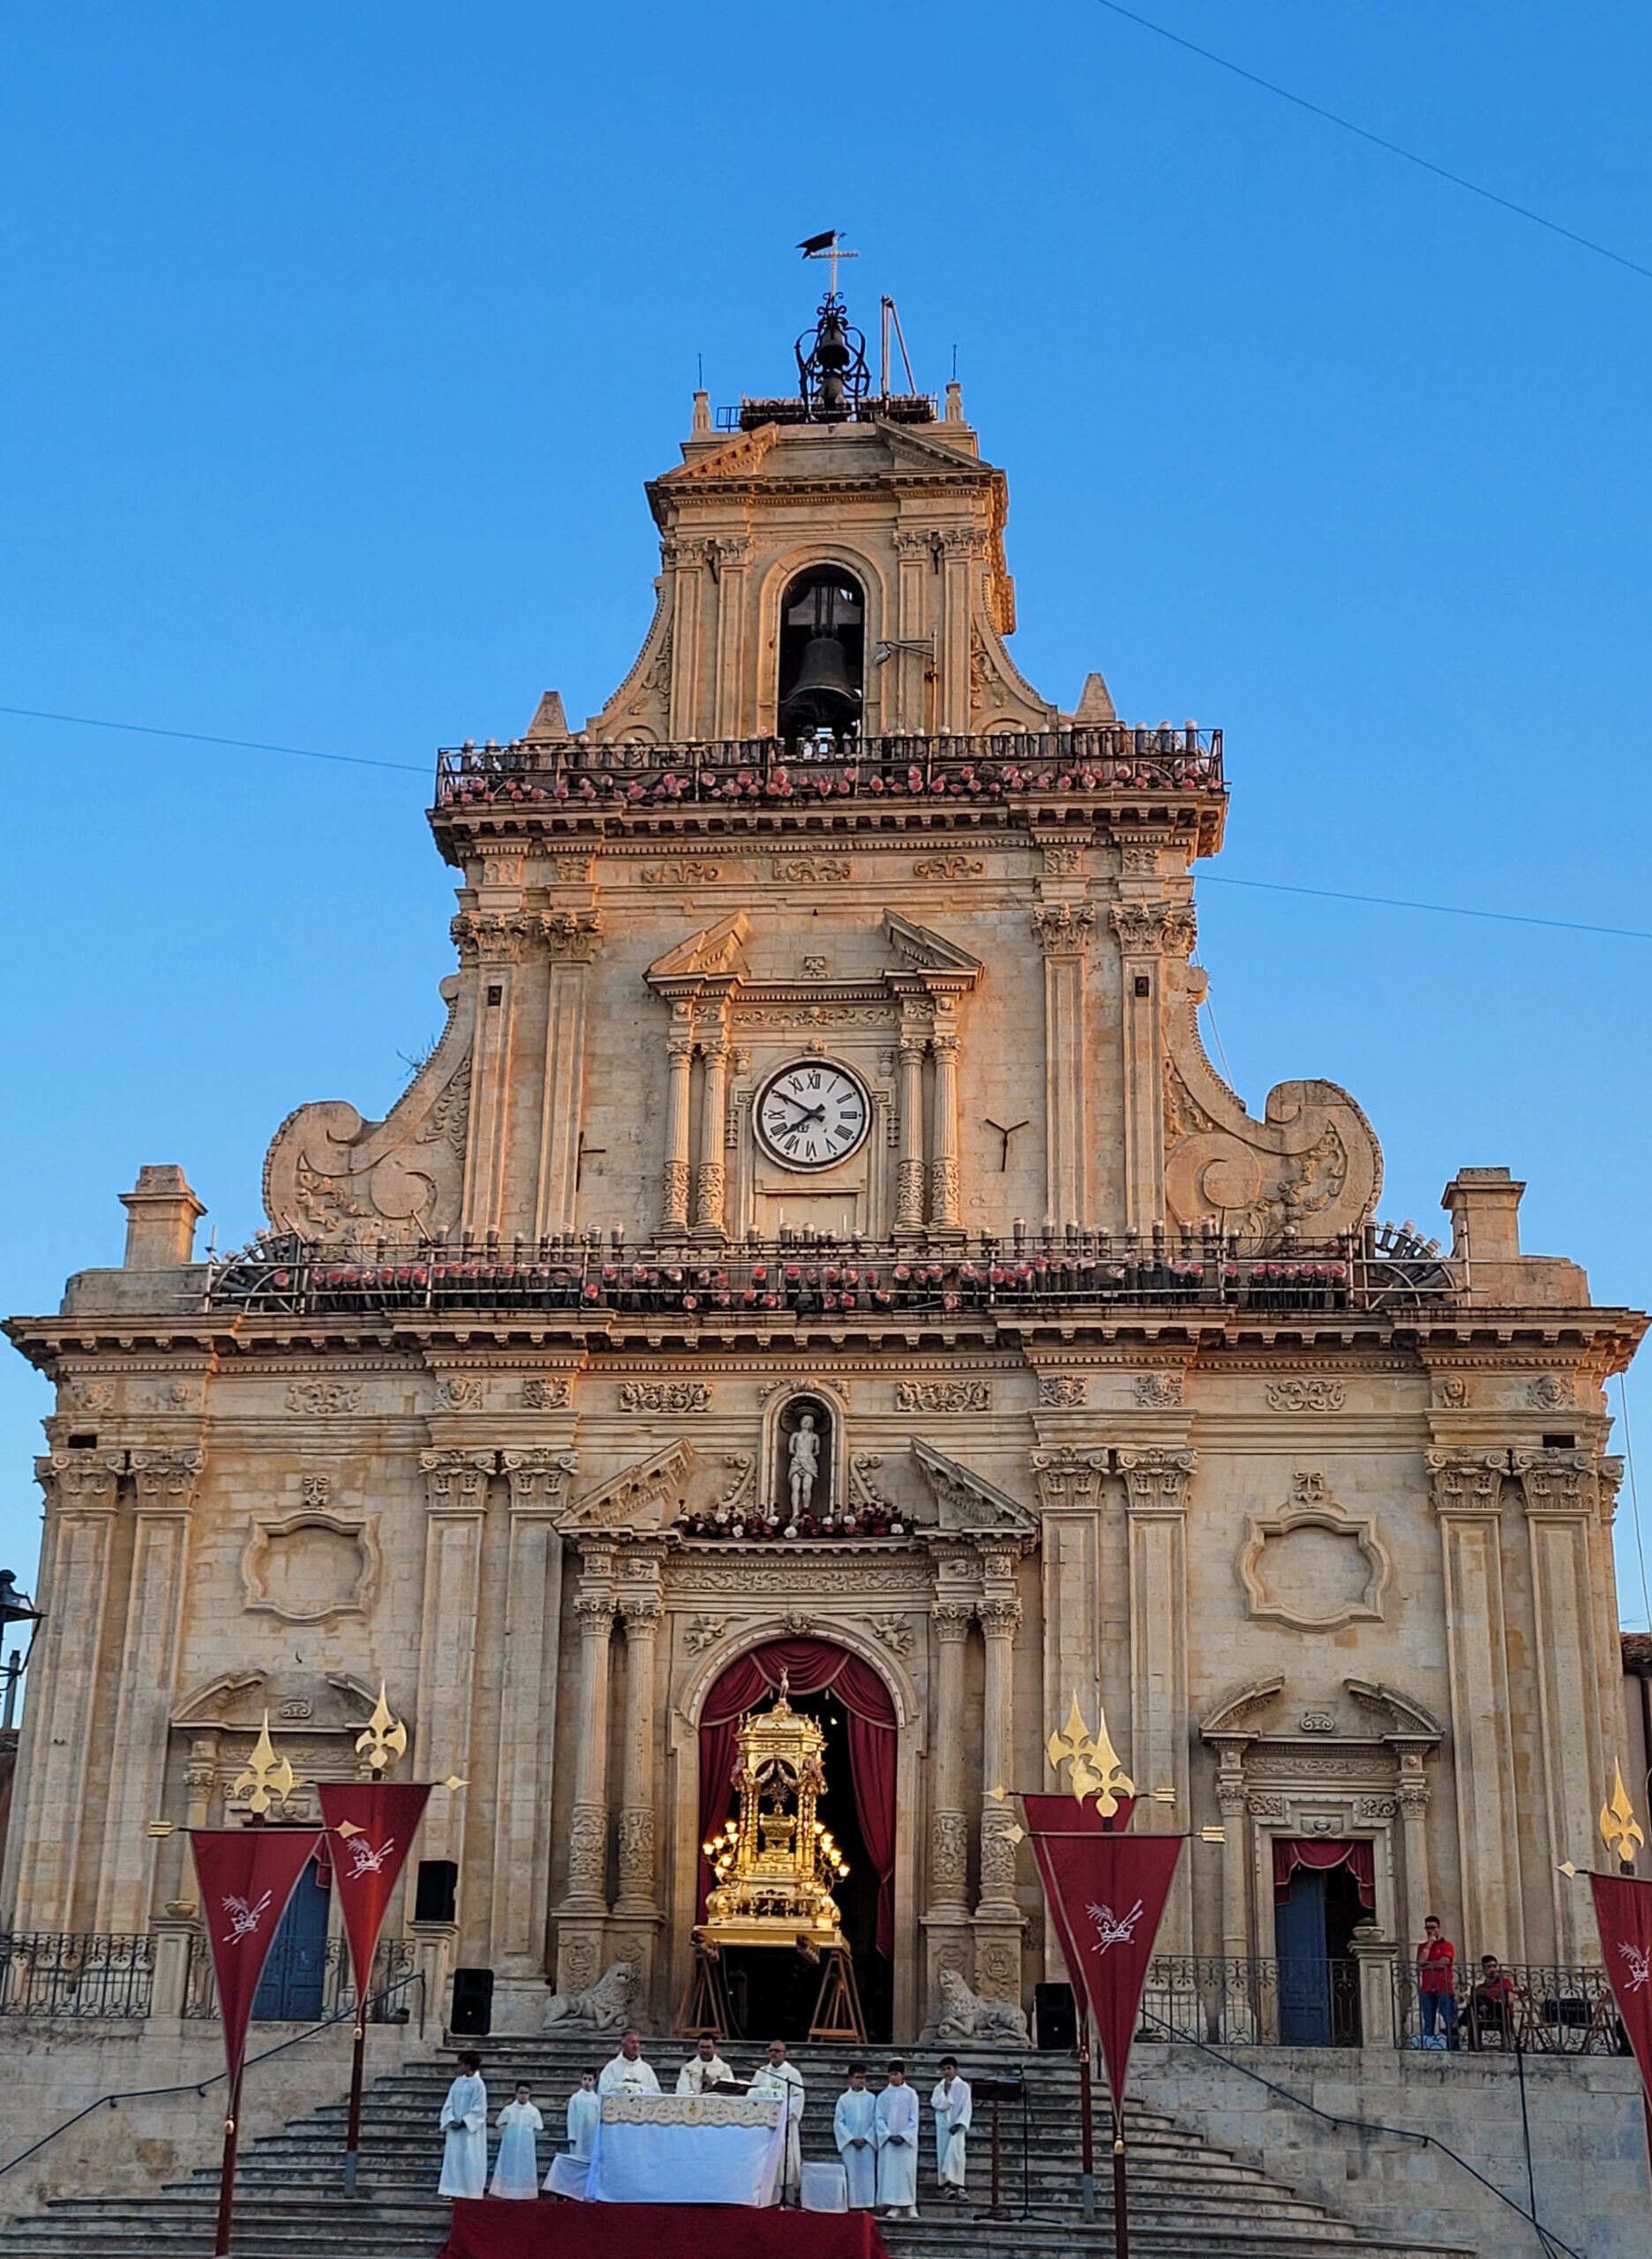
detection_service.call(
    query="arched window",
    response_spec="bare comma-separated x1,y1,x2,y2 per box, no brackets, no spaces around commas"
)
777,566,865,741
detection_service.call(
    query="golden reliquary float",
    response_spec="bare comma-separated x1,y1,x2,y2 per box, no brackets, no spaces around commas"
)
685,1674,865,2041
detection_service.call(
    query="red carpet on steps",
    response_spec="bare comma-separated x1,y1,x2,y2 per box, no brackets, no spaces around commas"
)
441,2199,890,2259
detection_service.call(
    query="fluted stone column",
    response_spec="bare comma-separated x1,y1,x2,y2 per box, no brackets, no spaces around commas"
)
896,1030,927,1233
927,1605,973,1917
694,1032,729,1236
557,1547,617,1993
492,1450,575,2003
928,1020,962,1233
662,1009,695,1234
1427,1450,1525,1960
973,1576,1025,2005
8,1452,123,1933
94,1448,204,1935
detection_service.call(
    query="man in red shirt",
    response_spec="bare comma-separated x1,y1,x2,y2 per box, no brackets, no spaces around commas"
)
1415,1915,1457,2044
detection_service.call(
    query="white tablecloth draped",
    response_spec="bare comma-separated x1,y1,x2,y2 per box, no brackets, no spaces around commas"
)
585,2093,786,2207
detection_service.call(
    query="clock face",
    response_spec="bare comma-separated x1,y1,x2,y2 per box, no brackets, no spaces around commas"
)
755,1059,871,1172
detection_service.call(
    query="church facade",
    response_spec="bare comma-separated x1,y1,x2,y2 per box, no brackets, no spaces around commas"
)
4,303,1641,2045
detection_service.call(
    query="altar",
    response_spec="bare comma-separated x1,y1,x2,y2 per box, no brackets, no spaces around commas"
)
584,2092,785,2207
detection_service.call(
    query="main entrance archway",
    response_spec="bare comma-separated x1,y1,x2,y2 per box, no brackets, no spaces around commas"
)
696,1640,896,2039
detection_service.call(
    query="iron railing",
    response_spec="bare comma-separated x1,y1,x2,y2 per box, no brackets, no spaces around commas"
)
433,724,1223,813
184,1933,415,2024
0,1933,155,2019
1143,1955,1363,2048
206,1228,1459,1322
1391,1959,1626,2055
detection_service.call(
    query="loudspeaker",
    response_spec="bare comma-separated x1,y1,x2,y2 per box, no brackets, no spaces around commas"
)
1033,1980,1077,2052
451,1965,494,2037
415,1858,458,1924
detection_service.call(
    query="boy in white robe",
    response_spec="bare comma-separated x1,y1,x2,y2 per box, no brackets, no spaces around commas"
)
545,2071,599,2198
874,2059,920,2219
597,2028,662,2097
676,2035,734,2093
437,2052,488,2200
490,2083,544,2199
749,2038,806,2203
834,2063,878,2210
929,2057,972,2199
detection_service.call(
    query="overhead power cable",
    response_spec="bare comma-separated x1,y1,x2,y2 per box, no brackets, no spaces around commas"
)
1090,0,1652,285
1202,874,1652,944
0,702,425,776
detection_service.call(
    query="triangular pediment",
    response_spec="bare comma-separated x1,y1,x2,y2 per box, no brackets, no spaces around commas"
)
646,914,750,987
912,1438,1037,1536
884,913,983,982
567,1441,694,1530
1346,1679,1444,1741
870,420,993,474
658,424,782,483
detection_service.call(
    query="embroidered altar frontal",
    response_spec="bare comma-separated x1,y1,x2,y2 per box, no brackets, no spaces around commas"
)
588,2091,785,2205
441,2201,890,2259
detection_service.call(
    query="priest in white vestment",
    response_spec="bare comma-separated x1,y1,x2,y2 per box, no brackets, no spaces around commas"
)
749,2038,806,2203
930,2058,972,2198
437,2053,488,2199
676,2035,734,2094
597,2028,662,2097
874,2060,920,2218
834,2064,878,2210
490,2083,544,2198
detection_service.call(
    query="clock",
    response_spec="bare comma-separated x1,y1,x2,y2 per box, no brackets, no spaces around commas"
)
754,1059,872,1172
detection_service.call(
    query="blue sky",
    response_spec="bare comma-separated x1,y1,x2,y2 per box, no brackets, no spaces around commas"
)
4,3,1650,1621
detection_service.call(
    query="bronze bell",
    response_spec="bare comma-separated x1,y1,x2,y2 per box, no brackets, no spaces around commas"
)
781,634,860,737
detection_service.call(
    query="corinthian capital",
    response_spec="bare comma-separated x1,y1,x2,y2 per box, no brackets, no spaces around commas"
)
130,1448,206,1511
1032,902,1096,956
1109,903,1198,957
1116,1447,1196,1513
420,1448,497,1510
1424,1447,1508,1517
544,909,603,962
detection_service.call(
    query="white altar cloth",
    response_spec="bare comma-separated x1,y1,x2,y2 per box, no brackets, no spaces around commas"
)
585,2093,786,2207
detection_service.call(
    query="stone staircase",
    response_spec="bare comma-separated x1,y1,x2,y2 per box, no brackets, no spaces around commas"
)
0,2033,1475,2259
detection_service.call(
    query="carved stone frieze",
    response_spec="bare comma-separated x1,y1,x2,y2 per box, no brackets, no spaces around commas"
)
286,1382,362,1417
1265,1379,1346,1413
619,1380,711,1415
897,1379,990,1414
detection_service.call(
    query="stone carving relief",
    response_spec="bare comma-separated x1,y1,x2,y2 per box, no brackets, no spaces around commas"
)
1528,1377,1571,1410
300,1474,330,1507
1037,1376,1087,1407
285,1382,361,1418
243,1513,379,1625
1160,986,1380,1240
640,859,721,886
1133,1374,1183,1408
1266,1379,1346,1413
1240,1471,1390,1632
619,1380,711,1415
1030,1445,1108,1512
683,1615,729,1655
522,1377,572,1410
896,1380,991,1414
436,1377,484,1413
771,856,852,884
264,976,474,1243
1433,1377,1468,1408
868,1613,912,1656
912,854,984,880
930,1812,969,1892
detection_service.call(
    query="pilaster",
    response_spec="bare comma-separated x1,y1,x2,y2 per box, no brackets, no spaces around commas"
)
694,1022,730,1239
928,1013,962,1235
662,1006,695,1235
612,1560,666,1994
973,1556,1025,2006
1032,901,1095,1229
94,1448,204,1935
895,1024,927,1234
412,1451,493,1888
454,909,533,1238
1109,903,1196,1233
536,911,602,1237
1117,1446,1194,1950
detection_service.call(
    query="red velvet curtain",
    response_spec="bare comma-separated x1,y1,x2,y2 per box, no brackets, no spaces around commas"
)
1273,1837,1376,1911
697,1640,897,1955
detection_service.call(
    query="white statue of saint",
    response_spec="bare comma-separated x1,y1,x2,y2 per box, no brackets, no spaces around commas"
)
786,1413,821,1517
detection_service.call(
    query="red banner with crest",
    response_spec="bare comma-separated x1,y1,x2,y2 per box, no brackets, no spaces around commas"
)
318,1782,432,2005
189,1827,325,2083
1589,1872,1652,2096
1023,1795,1182,2107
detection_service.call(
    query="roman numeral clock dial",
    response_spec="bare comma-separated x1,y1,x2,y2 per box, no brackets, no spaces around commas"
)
754,1059,871,1171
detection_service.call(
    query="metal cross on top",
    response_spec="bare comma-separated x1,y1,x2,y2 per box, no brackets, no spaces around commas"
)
799,229,858,297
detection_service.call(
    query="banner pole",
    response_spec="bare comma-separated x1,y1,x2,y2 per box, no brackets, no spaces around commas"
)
1077,2025,1096,2223
214,2065,242,2258
1112,2103,1130,2259
343,2017,367,2196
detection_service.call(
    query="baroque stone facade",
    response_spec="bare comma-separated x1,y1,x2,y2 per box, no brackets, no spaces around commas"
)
3,352,1643,2039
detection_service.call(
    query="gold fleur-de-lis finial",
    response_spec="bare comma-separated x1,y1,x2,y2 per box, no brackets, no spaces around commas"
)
1047,1692,1135,1819
231,1713,298,1818
354,1683,409,1775
1600,1761,1646,1865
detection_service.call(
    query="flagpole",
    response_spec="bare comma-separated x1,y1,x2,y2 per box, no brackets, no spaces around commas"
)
1076,2023,1096,2223
1112,2103,1130,2259
214,2065,242,2258
344,2016,367,2196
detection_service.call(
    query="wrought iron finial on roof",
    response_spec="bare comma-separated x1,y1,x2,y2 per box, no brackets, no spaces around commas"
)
796,232,868,421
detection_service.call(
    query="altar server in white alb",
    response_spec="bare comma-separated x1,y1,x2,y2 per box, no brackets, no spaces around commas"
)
598,2029,662,2097
566,2071,601,2160
437,2052,488,2199
677,2035,734,2094
929,2057,972,2200
490,2082,544,2199
874,2059,920,2219
750,2038,807,2203
834,2063,878,2210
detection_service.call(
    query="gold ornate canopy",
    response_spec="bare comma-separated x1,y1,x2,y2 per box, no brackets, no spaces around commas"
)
697,1675,850,1954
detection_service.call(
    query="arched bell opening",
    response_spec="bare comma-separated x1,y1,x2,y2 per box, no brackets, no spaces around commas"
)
777,566,865,744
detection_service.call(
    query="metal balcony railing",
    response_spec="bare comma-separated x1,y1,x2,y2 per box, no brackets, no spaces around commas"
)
433,724,1223,814
1390,1958,1627,2055
1141,1954,1363,2048
184,1933,415,2024
0,1933,155,2019
205,1229,1460,1322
